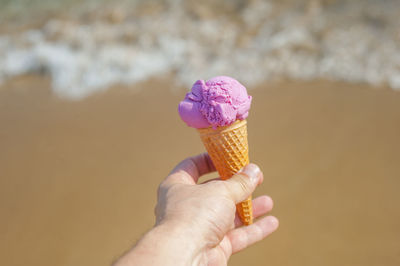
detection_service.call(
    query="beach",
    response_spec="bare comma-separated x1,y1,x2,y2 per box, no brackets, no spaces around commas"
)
1,76,400,265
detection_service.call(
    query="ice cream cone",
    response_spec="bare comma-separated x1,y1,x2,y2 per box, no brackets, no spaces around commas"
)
197,119,253,225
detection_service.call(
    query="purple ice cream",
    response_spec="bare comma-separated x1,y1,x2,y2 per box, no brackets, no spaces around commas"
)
178,76,252,129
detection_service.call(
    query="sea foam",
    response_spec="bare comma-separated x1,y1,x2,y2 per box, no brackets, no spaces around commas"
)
0,0,399,99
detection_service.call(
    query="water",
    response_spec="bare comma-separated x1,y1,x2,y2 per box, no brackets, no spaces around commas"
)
0,0,400,99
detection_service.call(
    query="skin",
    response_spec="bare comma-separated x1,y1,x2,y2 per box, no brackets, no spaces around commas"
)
114,153,279,266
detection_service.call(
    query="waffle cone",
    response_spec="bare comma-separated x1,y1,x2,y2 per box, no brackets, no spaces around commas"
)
197,120,253,225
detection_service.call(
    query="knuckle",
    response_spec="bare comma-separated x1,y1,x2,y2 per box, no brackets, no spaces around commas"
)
157,182,170,199
156,184,163,197
153,205,159,216
236,174,251,193
158,181,168,192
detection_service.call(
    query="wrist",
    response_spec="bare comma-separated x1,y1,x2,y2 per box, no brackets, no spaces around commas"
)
116,220,204,266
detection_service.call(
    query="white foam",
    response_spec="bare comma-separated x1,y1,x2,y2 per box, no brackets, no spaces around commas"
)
0,0,399,99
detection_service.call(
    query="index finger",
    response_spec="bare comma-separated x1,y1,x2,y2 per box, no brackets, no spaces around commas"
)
165,153,216,185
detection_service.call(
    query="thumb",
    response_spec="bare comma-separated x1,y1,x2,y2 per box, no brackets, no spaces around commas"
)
223,164,262,204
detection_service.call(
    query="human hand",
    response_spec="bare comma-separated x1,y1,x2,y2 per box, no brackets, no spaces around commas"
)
114,153,278,266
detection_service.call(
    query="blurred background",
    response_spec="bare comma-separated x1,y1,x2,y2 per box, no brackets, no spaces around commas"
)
1,0,400,265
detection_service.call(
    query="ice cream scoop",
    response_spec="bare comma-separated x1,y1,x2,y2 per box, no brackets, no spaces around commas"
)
178,76,252,129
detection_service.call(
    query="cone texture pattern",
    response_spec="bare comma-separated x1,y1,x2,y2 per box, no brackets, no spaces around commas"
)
197,120,253,225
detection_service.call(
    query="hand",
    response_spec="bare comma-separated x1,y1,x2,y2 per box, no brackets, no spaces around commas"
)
114,153,278,266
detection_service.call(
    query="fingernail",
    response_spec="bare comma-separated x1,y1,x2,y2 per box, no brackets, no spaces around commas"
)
241,164,261,185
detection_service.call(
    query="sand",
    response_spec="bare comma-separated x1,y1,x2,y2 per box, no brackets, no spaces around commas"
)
1,76,400,266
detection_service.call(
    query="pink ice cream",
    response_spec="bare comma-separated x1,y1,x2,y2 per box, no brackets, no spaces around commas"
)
178,76,252,129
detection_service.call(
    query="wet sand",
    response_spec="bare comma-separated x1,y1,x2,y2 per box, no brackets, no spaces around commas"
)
1,76,400,266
